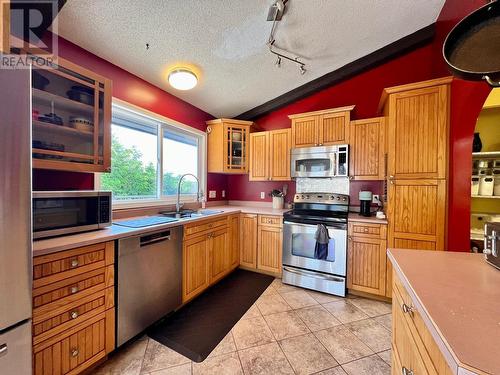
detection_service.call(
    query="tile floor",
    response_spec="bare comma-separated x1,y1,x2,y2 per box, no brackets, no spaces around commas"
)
94,278,392,375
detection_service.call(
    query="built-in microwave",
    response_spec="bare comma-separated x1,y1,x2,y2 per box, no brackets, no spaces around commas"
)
290,145,349,178
33,191,112,239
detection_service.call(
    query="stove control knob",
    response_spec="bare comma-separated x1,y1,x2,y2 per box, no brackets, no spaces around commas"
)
336,197,340,200
301,195,305,199
305,195,310,199
343,197,347,201
330,195,334,200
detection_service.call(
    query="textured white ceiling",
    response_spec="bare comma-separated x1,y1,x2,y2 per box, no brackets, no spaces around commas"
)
55,0,445,118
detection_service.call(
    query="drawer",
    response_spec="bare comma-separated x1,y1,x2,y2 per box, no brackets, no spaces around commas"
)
33,242,114,289
33,287,114,346
34,310,114,375
184,217,227,238
349,222,387,239
393,275,453,375
33,265,114,310
258,215,282,227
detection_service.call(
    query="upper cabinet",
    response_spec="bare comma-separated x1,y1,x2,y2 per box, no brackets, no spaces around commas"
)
31,58,112,173
249,129,291,181
288,106,354,148
349,117,386,180
206,118,254,174
380,78,451,180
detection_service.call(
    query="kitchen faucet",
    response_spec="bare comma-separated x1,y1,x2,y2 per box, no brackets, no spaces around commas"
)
176,173,202,213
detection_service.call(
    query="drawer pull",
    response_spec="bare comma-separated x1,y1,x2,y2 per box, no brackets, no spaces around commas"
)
364,228,369,232
71,348,79,358
402,366,414,375
70,258,79,268
70,286,79,294
70,311,79,319
401,303,415,314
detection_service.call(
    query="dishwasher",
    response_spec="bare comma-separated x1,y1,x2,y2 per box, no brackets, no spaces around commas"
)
117,226,183,347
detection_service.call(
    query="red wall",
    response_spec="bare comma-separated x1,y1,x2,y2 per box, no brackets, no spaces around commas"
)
33,36,227,200
229,0,492,251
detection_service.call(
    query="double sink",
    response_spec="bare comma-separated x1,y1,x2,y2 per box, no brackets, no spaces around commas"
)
160,209,224,220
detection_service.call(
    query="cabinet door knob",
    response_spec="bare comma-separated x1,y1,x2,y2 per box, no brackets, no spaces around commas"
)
70,259,79,268
70,311,79,319
402,367,414,375
71,348,79,358
70,286,79,294
348,236,352,241
401,303,414,315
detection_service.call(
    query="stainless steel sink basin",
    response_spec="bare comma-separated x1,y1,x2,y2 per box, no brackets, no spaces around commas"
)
159,209,224,219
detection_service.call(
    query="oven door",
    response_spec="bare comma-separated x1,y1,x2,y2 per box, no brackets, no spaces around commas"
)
291,150,336,178
283,221,347,276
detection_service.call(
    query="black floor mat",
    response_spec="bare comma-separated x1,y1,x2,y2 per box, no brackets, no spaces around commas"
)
147,269,274,362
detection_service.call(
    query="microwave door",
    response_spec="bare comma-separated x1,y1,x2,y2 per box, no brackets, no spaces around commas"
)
292,153,336,178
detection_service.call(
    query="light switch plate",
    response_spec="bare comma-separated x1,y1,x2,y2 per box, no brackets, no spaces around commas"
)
260,192,265,199
372,194,380,203
222,190,226,198
209,190,216,199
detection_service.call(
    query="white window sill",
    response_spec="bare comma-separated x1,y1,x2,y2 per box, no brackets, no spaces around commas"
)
112,196,199,210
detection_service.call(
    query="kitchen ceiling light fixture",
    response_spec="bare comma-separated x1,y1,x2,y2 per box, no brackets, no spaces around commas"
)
168,68,198,90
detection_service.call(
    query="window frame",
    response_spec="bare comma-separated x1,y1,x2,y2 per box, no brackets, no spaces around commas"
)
95,99,207,209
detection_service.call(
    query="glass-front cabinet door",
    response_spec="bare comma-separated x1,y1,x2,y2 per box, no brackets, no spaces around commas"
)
224,124,249,173
31,58,112,173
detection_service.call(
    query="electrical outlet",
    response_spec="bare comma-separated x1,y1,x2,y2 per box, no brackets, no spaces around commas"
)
260,192,265,199
222,190,226,198
209,190,216,199
372,194,380,203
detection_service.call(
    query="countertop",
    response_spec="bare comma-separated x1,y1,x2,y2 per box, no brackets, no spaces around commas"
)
348,212,388,224
388,249,500,375
33,205,289,256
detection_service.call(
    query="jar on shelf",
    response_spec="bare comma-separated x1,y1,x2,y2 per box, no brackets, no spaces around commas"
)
479,176,494,196
471,176,480,196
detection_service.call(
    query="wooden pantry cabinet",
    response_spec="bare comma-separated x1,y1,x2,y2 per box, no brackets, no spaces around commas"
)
347,221,388,297
249,129,291,181
32,241,115,375
206,118,254,174
349,117,386,180
288,106,355,148
240,214,283,276
182,215,239,302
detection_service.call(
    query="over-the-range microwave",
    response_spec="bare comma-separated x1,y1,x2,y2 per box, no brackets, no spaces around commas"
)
291,145,349,178
33,191,112,239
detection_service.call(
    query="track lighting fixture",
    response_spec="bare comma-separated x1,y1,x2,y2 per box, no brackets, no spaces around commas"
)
275,56,281,67
299,65,306,75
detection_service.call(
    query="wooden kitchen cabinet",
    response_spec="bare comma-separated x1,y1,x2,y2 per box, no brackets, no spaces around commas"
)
288,106,355,148
183,216,239,302
240,214,283,276
240,214,258,268
31,57,112,173
392,272,453,375
206,118,254,174
349,117,386,180
388,179,447,252
382,78,451,180
347,222,387,297
249,129,291,181
257,224,282,275
32,241,115,375
183,233,211,302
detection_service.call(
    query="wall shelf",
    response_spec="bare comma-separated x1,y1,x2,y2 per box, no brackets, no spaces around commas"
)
33,120,94,138
472,151,500,159
471,195,500,199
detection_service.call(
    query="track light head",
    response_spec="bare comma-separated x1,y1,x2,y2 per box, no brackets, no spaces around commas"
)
275,56,281,67
299,65,306,75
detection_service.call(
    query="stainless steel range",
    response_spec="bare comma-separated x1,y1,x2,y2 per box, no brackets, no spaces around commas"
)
282,193,349,297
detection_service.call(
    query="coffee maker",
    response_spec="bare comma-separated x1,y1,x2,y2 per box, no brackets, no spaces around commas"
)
359,191,372,217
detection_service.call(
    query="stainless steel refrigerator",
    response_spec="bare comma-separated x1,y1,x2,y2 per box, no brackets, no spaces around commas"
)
0,68,33,373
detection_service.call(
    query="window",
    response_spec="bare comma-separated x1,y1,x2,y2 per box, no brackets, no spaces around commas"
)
99,103,206,205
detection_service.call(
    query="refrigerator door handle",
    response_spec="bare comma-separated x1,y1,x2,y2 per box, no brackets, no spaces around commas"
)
0,343,7,356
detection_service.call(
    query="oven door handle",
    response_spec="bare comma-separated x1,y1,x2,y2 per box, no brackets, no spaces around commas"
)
284,221,347,230
283,266,345,283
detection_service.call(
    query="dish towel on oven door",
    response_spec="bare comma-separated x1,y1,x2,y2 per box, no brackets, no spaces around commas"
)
314,224,330,260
